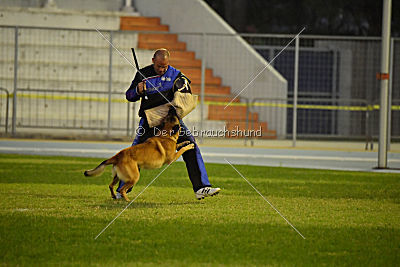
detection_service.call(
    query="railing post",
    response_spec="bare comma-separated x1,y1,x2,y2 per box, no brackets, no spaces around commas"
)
131,103,136,137
378,0,392,168
107,31,113,136
245,98,249,146
365,103,372,150
42,0,57,9
200,33,206,143
126,102,130,136
251,99,256,147
121,0,136,12
12,26,18,137
292,35,299,147
387,37,394,151
0,88,10,134
331,50,338,134
5,89,9,134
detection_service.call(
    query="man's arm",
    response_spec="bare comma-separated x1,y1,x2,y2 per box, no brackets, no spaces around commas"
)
174,73,192,93
125,71,144,102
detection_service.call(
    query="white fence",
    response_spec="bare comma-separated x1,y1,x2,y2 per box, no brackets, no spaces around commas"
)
0,25,399,144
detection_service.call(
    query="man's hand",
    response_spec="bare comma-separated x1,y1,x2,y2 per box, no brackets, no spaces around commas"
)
137,81,146,95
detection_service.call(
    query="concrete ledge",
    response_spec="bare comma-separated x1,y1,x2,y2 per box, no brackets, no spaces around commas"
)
0,6,124,30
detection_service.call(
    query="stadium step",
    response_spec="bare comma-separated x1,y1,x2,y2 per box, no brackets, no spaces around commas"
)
120,24,169,31
203,95,239,102
120,17,169,31
191,85,231,95
169,51,196,60
190,76,221,86
138,41,187,51
138,33,178,43
121,16,161,26
226,121,269,131
179,68,214,80
208,105,259,121
170,58,202,68
225,121,276,139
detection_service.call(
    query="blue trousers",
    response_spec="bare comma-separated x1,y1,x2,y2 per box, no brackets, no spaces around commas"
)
117,117,211,193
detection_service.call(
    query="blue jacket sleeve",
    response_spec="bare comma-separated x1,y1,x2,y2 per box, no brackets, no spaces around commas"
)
125,81,141,102
125,72,143,102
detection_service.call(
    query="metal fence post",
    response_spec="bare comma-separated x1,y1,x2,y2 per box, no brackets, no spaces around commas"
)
245,98,249,146
107,31,113,136
292,35,299,147
378,0,392,168
365,106,370,150
131,103,136,137
0,88,10,134
332,50,338,134
126,102,130,136
12,26,18,137
200,33,206,143
387,37,394,151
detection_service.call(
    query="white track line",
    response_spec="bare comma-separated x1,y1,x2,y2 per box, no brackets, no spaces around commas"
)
203,152,400,163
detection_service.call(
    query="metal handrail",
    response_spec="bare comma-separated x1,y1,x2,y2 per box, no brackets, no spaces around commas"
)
252,97,369,105
0,87,10,134
17,88,125,95
249,97,374,146
0,25,389,41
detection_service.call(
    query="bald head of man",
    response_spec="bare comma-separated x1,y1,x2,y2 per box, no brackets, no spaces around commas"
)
152,48,170,76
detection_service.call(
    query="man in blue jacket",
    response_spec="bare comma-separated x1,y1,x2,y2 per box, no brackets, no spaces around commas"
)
116,48,220,200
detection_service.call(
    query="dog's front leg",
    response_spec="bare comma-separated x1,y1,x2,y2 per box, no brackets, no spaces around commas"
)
170,143,195,163
176,141,191,149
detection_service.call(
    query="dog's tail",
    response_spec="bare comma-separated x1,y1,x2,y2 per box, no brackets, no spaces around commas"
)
84,156,117,177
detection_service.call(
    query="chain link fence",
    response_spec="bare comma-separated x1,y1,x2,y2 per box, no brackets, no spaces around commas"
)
0,25,399,144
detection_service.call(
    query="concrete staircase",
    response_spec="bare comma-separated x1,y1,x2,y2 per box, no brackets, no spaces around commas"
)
120,16,277,139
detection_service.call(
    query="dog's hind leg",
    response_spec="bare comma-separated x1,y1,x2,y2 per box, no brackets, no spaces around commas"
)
109,168,119,199
118,163,140,202
120,180,134,202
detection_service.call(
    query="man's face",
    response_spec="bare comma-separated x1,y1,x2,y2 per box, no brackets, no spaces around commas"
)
152,56,169,76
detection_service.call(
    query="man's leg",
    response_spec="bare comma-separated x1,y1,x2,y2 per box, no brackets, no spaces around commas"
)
178,121,220,199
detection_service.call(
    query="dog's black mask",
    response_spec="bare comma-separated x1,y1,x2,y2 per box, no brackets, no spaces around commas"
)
167,107,180,122
168,106,177,117
171,124,180,135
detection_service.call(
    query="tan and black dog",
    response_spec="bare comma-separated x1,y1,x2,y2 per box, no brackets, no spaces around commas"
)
84,108,194,201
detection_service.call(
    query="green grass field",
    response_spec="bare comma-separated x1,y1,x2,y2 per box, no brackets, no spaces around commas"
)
0,153,399,266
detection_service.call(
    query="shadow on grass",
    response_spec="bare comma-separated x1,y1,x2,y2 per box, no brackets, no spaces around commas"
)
91,200,203,210
1,213,399,266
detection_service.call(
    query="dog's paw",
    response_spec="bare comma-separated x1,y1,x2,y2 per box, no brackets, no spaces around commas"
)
177,141,191,147
184,143,195,150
